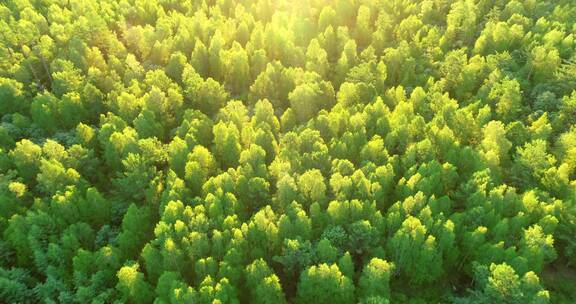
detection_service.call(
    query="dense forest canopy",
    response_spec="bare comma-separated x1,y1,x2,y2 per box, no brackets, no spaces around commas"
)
1,0,576,303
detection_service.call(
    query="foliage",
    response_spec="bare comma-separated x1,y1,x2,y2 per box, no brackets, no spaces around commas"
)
0,0,575,303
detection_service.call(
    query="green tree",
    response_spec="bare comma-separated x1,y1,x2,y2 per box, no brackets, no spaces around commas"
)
11,139,42,182
116,262,154,304
0,77,26,114
185,145,216,195
297,169,327,206
213,121,241,169
288,82,335,124
222,42,250,96
358,258,394,301
387,216,443,284
117,204,154,259
296,263,355,304
245,259,287,304
488,77,523,122
481,121,513,176
463,263,550,304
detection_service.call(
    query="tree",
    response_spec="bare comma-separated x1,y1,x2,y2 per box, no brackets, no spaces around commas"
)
462,263,550,304
50,59,84,97
191,39,209,77
185,145,216,195
274,238,316,289
337,82,373,107
0,77,26,114
245,259,287,304
316,239,338,264
296,263,355,304
358,258,394,301
387,216,443,284
355,5,373,49
116,262,154,304
208,31,224,80
528,46,560,84
165,52,188,83
59,92,86,129
30,92,59,133
306,39,329,78
182,65,229,116
519,225,556,273
0,267,35,303
443,0,478,48
116,204,153,259
297,169,327,206
197,78,229,117
481,121,513,176
512,140,556,187
250,62,295,110
37,158,80,195
174,109,214,147
488,77,523,123
196,276,239,303
134,109,163,140
244,206,279,259
155,271,196,303
113,152,158,202
11,139,42,183
222,42,250,96
213,121,241,169
288,82,335,124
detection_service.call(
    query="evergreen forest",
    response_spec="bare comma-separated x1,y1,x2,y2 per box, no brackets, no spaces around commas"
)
1,0,576,303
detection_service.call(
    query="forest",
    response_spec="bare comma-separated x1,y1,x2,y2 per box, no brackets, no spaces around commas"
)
0,0,576,303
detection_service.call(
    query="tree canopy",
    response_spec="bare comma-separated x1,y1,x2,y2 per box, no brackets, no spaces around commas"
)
0,0,576,303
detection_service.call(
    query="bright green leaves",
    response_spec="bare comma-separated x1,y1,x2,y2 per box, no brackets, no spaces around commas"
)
116,262,154,304
462,263,551,303
387,216,443,284
481,121,513,177
519,225,557,273
488,77,523,123
358,258,394,302
512,139,557,188
1,0,575,303
213,121,241,170
529,46,561,84
474,21,524,55
0,77,26,114
297,169,327,207
245,259,287,304
443,0,478,48
182,65,229,117
288,81,335,124
10,139,42,182
250,62,295,111
51,59,84,98
222,42,250,97
296,263,355,304
185,145,216,195
155,271,196,303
